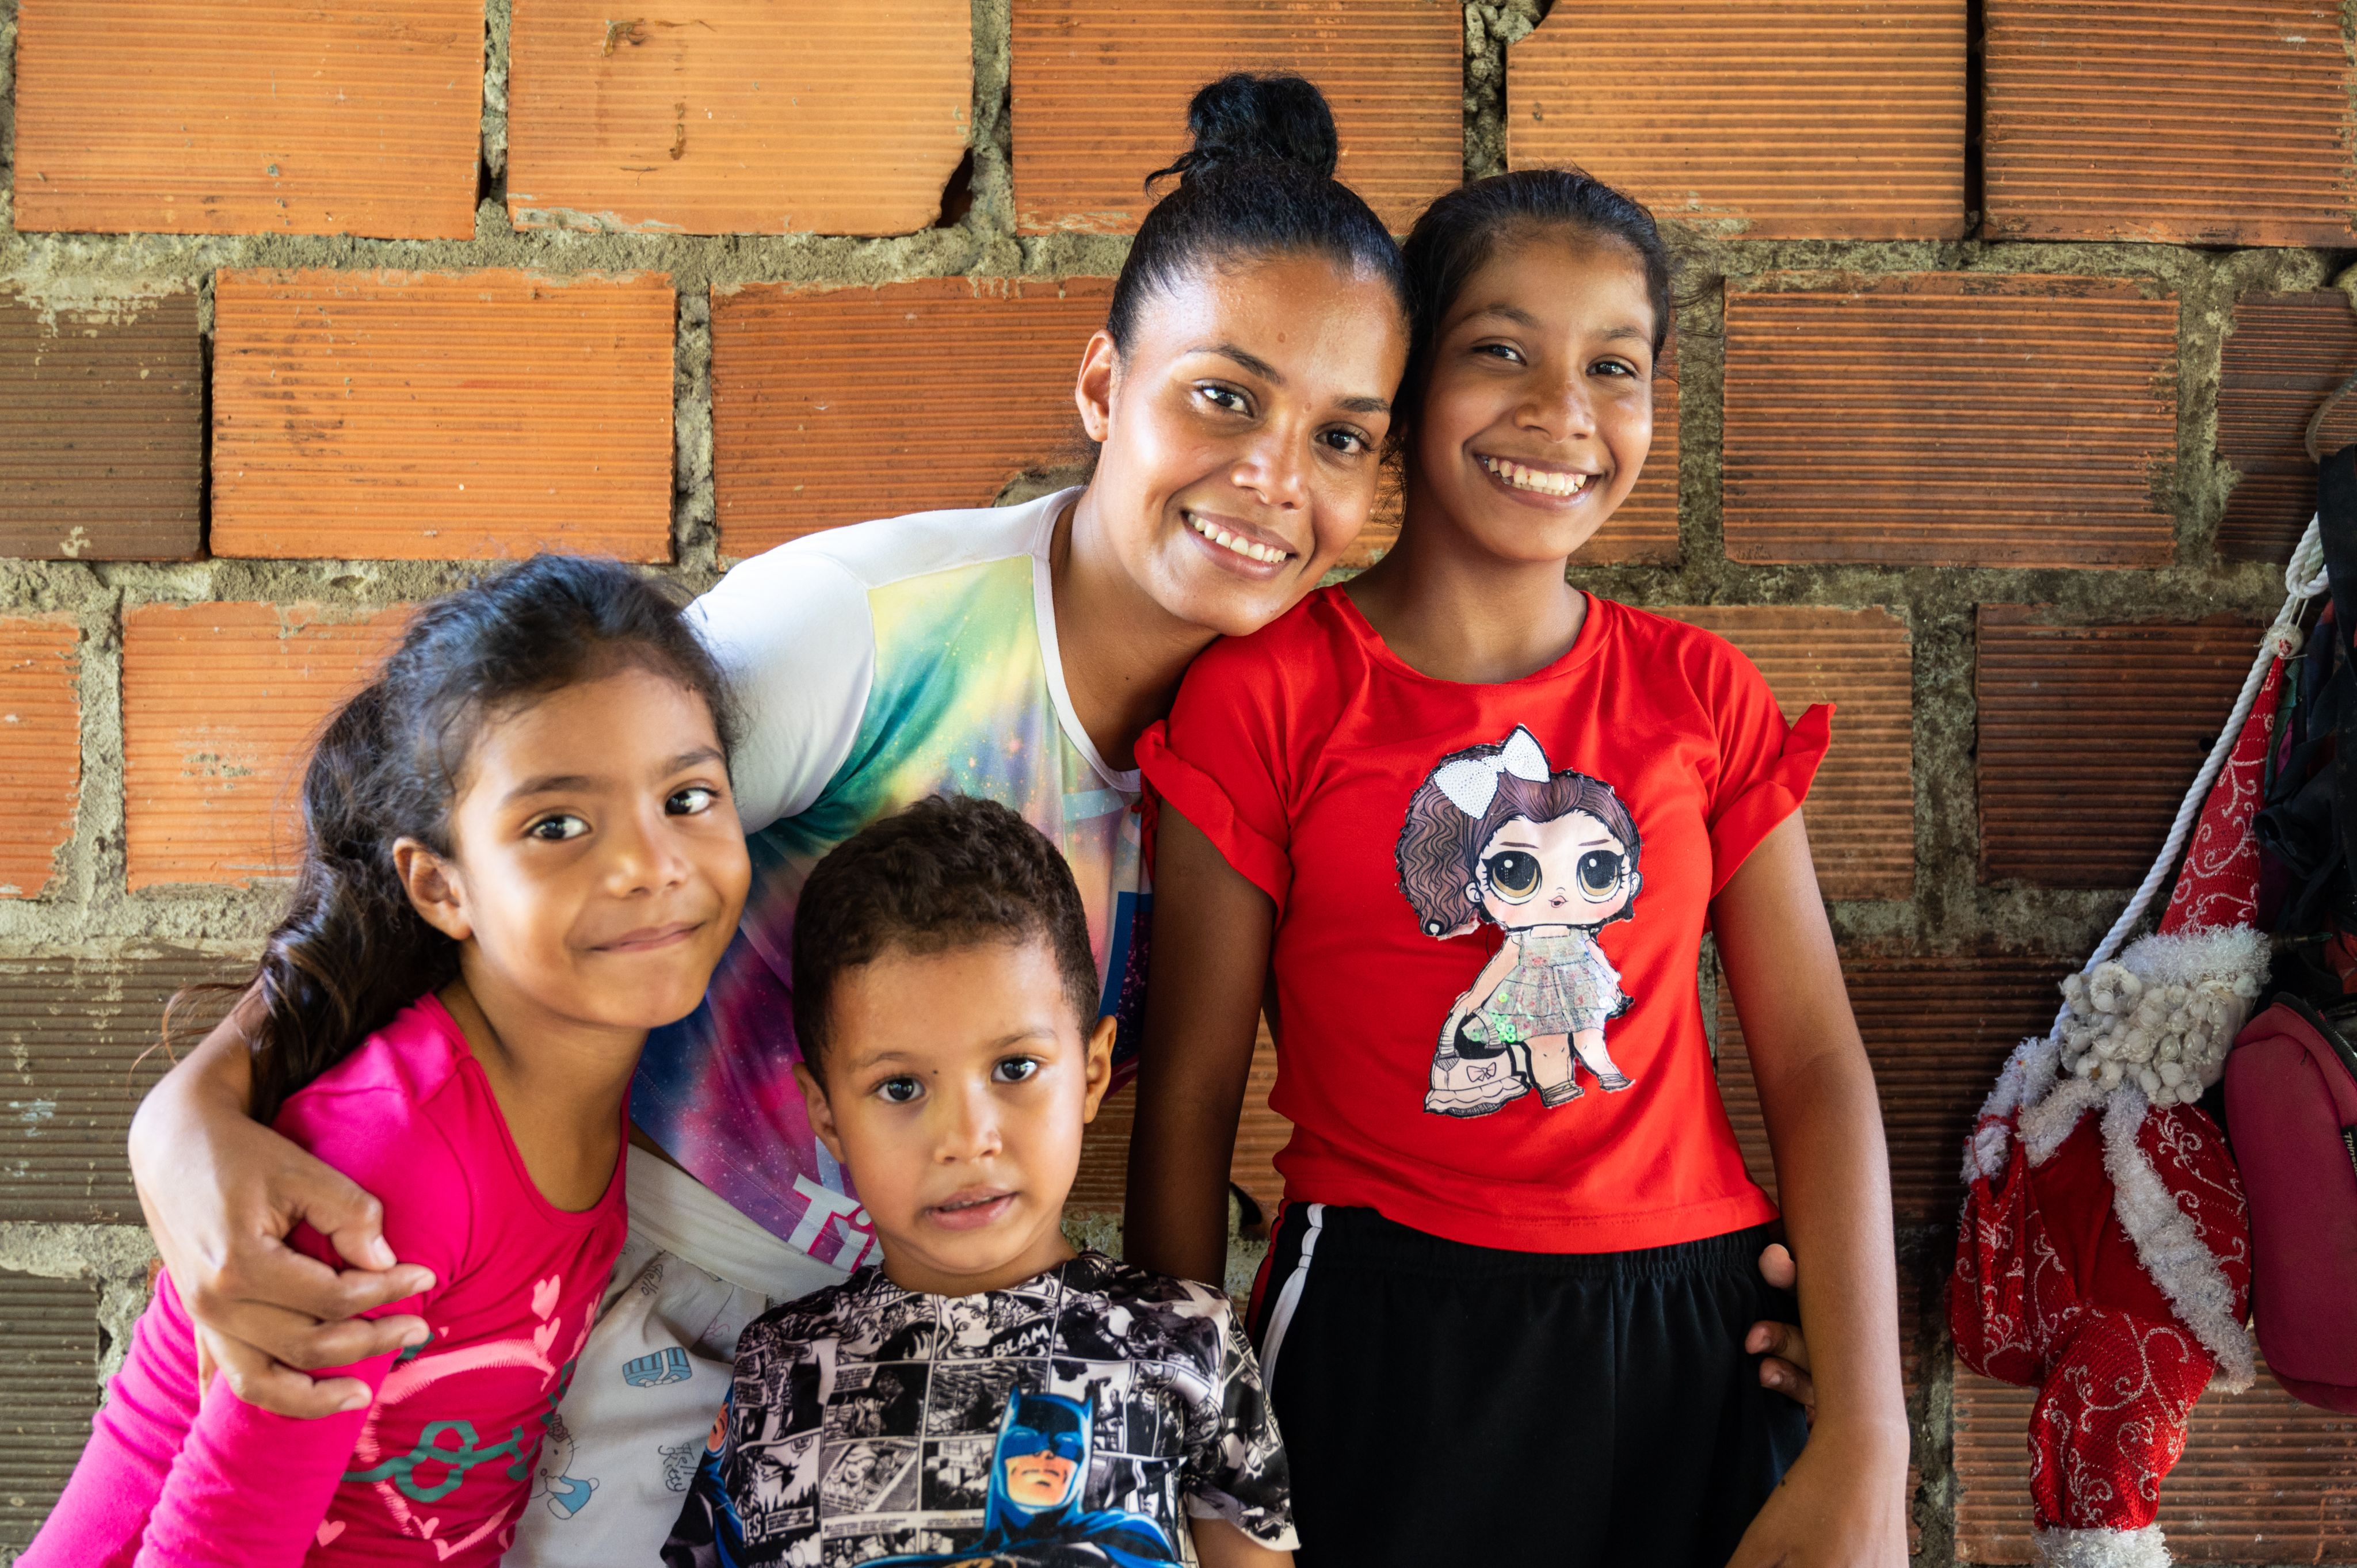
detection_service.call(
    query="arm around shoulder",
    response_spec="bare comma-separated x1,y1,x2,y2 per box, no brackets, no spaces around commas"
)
131,990,433,1418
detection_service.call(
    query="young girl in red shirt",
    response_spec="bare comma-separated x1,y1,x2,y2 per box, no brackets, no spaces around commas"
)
1127,171,1910,1565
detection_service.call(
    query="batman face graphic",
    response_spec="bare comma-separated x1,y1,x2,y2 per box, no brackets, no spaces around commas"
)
871,1388,1177,1566
993,1392,1092,1520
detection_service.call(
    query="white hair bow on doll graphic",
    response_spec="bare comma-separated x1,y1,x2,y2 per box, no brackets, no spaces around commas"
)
1430,726,1552,818
1396,723,1643,1118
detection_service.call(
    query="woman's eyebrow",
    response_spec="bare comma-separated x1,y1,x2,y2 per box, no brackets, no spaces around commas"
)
1196,343,1283,381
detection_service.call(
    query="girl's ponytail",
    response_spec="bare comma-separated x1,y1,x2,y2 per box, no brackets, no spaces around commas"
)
185,555,735,1125
244,679,457,1123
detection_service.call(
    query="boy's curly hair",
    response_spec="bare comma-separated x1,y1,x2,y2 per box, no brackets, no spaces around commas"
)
791,795,1099,1082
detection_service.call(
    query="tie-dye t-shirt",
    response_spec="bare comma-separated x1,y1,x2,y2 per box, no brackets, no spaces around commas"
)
631,490,1151,1263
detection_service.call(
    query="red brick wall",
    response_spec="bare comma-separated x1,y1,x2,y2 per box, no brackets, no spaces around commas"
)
7,1,2356,1559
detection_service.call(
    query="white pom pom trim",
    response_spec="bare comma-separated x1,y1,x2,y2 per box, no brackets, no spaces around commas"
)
2034,1524,2170,1568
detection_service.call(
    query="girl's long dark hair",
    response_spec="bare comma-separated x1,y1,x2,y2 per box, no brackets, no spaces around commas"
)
204,555,734,1124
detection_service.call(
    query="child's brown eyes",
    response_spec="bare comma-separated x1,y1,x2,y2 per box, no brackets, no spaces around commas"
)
993,1058,1041,1084
528,814,589,842
668,785,718,815
877,1077,922,1104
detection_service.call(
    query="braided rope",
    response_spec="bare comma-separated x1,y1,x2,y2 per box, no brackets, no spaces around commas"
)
2073,515,2329,982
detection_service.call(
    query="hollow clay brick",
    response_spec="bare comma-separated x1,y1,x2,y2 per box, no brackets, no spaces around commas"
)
0,1271,102,1555
12,0,482,239
506,1,972,236
211,270,675,561
1508,1,1967,240
1984,1,2356,247
1664,606,1913,901
0,294,203,561
2217,292,2357,567
122,602,410,888
0,950,242,1224
712,277,1111,556
1714,952,2075,1220
0,619,82,901
1723,276,2177,569
1009,0,1460,235
1977,608,2263,890
1954,1361,2357,1560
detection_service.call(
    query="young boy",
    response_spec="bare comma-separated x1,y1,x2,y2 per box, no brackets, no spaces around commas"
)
662,796,1295,1567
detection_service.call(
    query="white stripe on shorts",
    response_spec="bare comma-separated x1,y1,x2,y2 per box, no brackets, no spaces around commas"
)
1257,1201,1324,1399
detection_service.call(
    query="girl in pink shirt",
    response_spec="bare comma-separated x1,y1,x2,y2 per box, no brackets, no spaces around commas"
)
25,555,751,1567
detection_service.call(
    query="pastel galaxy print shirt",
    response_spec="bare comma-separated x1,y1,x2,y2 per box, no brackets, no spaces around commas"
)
631,490,1151,1263
661,1253,1295,1567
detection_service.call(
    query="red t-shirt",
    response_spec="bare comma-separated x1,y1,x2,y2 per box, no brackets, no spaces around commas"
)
1138,588,1831,1253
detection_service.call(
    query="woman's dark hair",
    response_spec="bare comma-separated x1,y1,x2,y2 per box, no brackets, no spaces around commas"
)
1393,169,1675,448
1103,73,1408,352
208,554,734,1123
791,795,1099,1085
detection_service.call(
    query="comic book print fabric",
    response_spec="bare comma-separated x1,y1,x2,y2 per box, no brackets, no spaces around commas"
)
662,1253,1293,1566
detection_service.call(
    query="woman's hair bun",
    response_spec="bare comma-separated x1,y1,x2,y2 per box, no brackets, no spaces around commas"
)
1151,72,1339,186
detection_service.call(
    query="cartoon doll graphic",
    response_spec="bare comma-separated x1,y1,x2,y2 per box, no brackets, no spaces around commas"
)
1396,725,1643,1117
874,1389,1176,1567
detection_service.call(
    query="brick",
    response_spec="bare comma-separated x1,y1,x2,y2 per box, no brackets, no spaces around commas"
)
1010,0,1460,235
1723,276,2177,569
1070,1024,1287,1219
712,277,1111,556
122,602,409,888
0,620,81,901
1507,2,1966,240
0,294,203,561
12,0,482,239
2217,292,2357,567
0,1271,101,1555
1977,609,2262,889
1714,952,2074,1221
506,1,972,236
1984,1,2356,247
1664,607,1913,901
0,950,243,1223
1955,1360,2357,1561
211,270,676,561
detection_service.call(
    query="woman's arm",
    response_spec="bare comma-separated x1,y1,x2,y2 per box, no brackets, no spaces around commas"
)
129,994,433,1417
1124,806,1275,1288
1713,812,1909,1568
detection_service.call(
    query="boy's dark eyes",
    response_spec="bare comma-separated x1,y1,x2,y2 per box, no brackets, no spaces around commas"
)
877,1076,922,1104
993,1057,1042,1085
668,784,719,815
527,813,589,842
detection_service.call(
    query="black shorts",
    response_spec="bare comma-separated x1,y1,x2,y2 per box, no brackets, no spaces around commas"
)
1248,1203,1808,1566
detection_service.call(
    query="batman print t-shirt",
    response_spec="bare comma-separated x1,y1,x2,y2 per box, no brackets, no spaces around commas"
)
661,1252,1294,1566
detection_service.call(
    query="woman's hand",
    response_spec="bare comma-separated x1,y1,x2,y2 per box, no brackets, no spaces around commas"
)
130,998,434,1416
1749,1242,1816,1419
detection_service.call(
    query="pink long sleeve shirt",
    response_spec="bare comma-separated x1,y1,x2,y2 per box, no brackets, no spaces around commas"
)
25,995,627,1567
